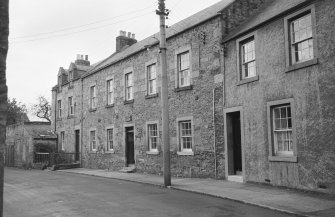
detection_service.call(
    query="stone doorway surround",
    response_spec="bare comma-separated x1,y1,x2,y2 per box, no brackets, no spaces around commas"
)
224,106,245,183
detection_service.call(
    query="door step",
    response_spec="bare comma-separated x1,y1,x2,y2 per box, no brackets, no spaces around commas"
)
119,165,136,173
227,175,243,183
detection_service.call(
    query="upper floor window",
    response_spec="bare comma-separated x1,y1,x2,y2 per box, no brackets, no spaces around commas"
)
58,75,62,86
107,79,114,105
68,96,74,116
290,13,313,64
57,100,62,118
177,51,190,87
69,71,73,81
90,85,96,109
147,64,157,95
125,72,133,101
284,5,317,71
240,38,256,79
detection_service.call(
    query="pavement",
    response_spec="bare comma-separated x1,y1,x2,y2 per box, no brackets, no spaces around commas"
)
57,168,335,217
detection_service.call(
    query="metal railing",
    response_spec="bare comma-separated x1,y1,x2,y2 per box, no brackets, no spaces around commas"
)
34,152,80,167
34,152,51,165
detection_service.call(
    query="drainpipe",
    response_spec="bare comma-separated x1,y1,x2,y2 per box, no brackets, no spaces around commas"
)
80,78,84,167
212,88,217,179
54,89,57,132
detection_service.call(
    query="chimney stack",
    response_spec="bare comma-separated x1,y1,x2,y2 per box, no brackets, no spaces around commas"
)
75,54,90,66
116,30,137,52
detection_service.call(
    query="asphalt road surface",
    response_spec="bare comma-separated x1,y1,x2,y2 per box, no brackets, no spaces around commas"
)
4,167,295,217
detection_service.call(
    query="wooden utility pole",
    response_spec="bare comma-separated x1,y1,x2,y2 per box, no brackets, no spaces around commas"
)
156,0,171,187
0,0,9,216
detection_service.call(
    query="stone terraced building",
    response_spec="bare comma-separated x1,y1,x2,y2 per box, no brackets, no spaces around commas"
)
52,0,335,194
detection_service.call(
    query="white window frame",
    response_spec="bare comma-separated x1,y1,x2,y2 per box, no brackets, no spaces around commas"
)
90,130,97,152
58,75,62,86
106,79,114,105
125,72,133,101
60,131,65,151
106,127,114,153
240,38,256,79
174,45,192,89
177,51,191,87
146,121,159,154
147,63,157,95
176,116,194,156
57,100,62,118
90,85,96,109
267,98,297,162
236,31,259,85
284,4,318,71
69,71,73,81
68,96,74,116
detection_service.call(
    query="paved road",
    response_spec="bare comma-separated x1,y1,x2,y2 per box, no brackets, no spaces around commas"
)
4,167,295,217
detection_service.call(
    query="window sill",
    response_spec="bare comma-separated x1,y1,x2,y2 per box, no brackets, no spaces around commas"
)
89,108,97,112
269,155,297,163
177,151,194,156
106,150,115,154
105,104,114,108
67,115,74,119
124,99,134,105
146,151,159,155
175,85,193,92
56,118,62,121
237,75,259,86
145,93,159,99
285,58,318,73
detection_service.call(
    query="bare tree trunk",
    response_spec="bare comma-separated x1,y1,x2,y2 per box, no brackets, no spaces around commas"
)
0,0,9,216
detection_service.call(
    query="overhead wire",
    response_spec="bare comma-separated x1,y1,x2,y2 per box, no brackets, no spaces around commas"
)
10,11,154,44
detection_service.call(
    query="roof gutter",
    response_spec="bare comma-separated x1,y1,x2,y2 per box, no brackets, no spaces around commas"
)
82,13,224,79
222,0,315,43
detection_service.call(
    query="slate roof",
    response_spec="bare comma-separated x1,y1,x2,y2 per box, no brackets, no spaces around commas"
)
23,122,57,139
85,0,235,76
76,64,91,71
222,0,310,42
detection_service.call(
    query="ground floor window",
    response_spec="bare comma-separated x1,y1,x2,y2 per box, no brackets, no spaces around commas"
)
267,98,297,162
107,129,113,152
147,123,158,152
179,120,193,152
273,105,293,155
60,131,65,151
90,130,96,151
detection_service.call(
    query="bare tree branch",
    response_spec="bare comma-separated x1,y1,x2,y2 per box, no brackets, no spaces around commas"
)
31,96,51,122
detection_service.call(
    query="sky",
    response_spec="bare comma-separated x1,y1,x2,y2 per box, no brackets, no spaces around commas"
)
8,0,222,120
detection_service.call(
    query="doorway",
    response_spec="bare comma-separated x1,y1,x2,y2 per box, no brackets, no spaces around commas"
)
225,108,244,182
75,130,80,162
125,126,135,166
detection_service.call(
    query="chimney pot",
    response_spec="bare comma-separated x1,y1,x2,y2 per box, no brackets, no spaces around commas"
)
85,55,88,60
119,30,123,36
116,31,137,52
77,54,80,60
